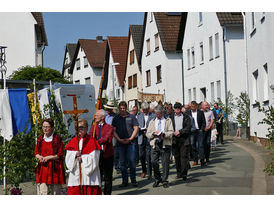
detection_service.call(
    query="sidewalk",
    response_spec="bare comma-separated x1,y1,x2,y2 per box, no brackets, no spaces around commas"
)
1,135,273,195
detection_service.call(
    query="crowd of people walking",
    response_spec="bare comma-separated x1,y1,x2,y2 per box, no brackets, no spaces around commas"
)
34,99,225,195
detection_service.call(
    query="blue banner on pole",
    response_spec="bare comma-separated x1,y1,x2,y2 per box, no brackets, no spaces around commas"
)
8,89,31,136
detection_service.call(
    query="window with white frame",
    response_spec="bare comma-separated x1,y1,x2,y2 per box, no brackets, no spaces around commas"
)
116,89,120,99
193,87,196,101
156,65,162,83
130,49,134,64
215,33,219,58
211,82,215,103
187,49,191,69
263,64,269,101
128,76,132,89
83,56,88,68
146,70,151,86
85,77,91,84
200,87,206,101
146,39,150,55
217,80,221,100
252,70,258,103
199,12,203,25
188,89,192,102
209,36,213,60
191,47,195,68
200,42,204,63
155,33,159,51
251,12,255,31
76,58,80,70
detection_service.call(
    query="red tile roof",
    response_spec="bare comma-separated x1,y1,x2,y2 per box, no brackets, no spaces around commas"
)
70,39,107,73
107,37,129,86
153,12,187,51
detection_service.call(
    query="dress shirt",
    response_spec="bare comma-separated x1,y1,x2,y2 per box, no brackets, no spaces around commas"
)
191,110,199,130
154,117,165,133
174,113,184,131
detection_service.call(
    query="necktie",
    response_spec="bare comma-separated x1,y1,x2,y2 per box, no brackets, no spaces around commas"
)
98,125,102,140
157,119,161,131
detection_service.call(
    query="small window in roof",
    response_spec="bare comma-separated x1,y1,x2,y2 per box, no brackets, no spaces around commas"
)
167,12,181,16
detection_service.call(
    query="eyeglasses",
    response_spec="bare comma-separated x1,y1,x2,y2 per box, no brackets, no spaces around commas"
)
42,126,51,129
78,126,87,130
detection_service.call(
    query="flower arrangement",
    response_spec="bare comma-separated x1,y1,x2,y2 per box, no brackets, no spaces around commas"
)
10,187,23,195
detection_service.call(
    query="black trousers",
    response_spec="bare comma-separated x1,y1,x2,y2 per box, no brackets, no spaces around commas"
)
151,142,171,183
173,138,190,177
139,136,152,176
99,153,114,195
216,122,223,143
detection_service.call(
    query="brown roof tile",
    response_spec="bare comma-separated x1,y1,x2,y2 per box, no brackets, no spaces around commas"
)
31,12,48,46
216,12,243,25
129,25,144,66
107,36,129,86
153,12,187,51
70,39,107,73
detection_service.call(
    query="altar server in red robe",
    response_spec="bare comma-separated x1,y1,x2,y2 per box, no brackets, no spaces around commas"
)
35,118,66,195
65,119,102,195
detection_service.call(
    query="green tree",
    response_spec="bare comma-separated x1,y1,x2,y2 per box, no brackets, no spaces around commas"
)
0,88,72,194
9,65,71,84
235,91,250,139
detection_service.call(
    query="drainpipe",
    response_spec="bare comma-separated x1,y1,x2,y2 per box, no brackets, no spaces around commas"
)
222,25,229,131
177,51,185,105
41,43,45,68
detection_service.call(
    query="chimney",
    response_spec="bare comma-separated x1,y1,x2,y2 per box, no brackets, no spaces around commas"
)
96,36,103,42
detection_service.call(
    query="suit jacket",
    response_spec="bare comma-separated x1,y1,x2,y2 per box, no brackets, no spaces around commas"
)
146,117,174,149
170,113,192,146
187,109,206,131
89,123,114,159
137,112,155,145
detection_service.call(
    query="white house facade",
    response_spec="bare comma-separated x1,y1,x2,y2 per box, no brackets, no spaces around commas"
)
0,12,47,77
182,12,247,118
62,43,77,82
141,12,186,104
70,39,106,100
105,37,128,103
245,12,274,139
124,25,143,109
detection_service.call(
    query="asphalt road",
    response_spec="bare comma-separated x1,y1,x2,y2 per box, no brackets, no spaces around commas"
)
2,137,271,195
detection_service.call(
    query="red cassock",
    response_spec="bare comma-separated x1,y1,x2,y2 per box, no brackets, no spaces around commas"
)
65,134,102,195
34,134,66,185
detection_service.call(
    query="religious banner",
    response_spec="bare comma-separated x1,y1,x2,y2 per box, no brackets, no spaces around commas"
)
138,91,164,103
8,89,31,136
0,89,13,141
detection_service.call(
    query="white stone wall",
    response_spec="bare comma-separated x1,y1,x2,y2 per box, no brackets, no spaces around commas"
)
246,12,274,138
0,12,37,77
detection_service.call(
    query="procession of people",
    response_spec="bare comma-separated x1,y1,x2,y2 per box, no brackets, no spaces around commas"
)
34,99,225,195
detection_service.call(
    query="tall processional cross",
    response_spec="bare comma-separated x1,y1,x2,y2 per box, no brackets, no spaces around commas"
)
63,94,89,195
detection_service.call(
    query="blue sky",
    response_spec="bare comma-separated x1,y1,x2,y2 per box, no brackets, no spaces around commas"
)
43,12,144,72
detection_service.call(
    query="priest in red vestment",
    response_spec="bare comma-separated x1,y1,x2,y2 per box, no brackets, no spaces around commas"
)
65,119,102,195
35,118,66,195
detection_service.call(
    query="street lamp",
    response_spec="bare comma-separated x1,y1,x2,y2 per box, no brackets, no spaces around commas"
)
111,62,120,100
0,46,7,89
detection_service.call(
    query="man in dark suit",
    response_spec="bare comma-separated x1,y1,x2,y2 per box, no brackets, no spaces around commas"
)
171,102,192,180
137,102,155,179
89,109,114,195
187,101,206,166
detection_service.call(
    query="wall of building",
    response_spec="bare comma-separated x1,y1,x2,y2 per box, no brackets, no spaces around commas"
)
246,12,274,138
124,32,143,108
0,12,37,77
